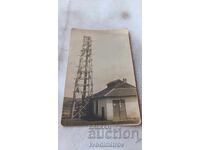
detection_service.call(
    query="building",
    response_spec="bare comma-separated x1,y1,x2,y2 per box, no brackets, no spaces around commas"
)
92,79,140,121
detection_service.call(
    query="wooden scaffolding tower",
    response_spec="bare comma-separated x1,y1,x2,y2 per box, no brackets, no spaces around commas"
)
71,36,93,119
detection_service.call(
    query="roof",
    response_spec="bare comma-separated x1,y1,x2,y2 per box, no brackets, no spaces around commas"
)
106,79,134,88
92,79,137,99
106,88,137,97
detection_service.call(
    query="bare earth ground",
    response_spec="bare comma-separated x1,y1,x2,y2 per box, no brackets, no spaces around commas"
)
61,119,140,126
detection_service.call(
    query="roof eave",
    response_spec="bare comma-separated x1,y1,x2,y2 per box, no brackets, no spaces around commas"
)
92,95,136,100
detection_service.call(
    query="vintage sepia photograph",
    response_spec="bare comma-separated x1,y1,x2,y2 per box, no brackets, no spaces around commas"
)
61,29,141,126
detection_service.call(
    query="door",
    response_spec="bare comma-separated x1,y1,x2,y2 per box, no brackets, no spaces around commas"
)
113,99,127,120
96,100,98,115
101,107,105,120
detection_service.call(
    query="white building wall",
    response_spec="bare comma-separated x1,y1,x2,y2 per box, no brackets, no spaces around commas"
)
106,98,113,120
95,99,107,119
125,96,140,119
93,98,113,120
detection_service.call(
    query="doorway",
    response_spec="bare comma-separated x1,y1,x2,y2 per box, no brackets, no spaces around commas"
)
113,99,127,120
101,107,105,120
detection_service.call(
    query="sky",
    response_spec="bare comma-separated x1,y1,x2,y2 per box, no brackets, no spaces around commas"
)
65,29,136,97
